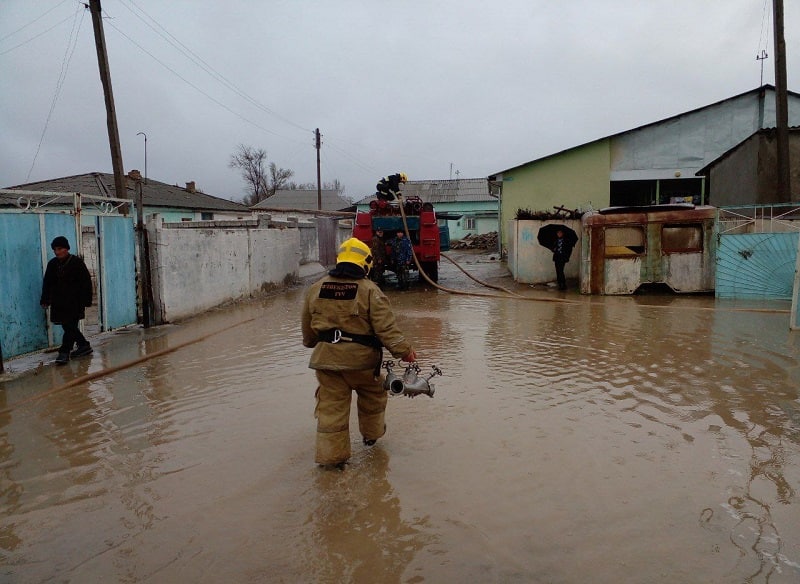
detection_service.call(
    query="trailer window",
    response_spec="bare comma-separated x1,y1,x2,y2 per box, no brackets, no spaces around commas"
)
605,226,645,256
662,224,702,253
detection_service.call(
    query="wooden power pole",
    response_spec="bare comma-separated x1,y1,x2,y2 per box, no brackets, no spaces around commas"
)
773,0,791,201
89,0,126,198
315,128,322,210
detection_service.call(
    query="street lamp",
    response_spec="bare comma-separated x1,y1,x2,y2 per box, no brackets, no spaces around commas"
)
136,132,147,184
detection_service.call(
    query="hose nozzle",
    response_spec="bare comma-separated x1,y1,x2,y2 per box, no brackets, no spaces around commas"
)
382,361,441,398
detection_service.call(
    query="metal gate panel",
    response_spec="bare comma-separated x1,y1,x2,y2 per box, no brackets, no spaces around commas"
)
98,215,136,330
716,232,798,299
317,218,338,267
0,215,49,356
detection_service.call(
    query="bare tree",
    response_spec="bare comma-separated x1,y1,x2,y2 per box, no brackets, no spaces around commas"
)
229,144,268,206
268,162,294,197
229,144,295,206
285,179,345,196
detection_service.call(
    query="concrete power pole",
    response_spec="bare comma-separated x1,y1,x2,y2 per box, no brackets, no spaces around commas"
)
315,128,322,210
89,0,126,198
773,0,791,201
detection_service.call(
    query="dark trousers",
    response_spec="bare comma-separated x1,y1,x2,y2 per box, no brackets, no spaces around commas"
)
554,259,567,290
396,264,410,290
59,320,88,354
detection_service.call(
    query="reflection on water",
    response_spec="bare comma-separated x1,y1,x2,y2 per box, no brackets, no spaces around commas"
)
1,257,800,582
301,448,434,583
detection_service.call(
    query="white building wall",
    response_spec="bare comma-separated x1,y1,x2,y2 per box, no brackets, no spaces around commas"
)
146,214,301,323
507,219,582,285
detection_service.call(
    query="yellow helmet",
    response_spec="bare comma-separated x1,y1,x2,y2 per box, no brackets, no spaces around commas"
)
399,172,408,182
337,237,373,275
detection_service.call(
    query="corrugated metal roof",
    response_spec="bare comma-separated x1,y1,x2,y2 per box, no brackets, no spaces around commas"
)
252,189,351,212
3,172,250,212
355,178,493,205
492,84,800,176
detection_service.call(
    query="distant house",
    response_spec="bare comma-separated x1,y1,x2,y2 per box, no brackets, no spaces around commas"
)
251,189,352,220
355,178,498,240
4,171,252,222
491,85,800,249
696,127,800,206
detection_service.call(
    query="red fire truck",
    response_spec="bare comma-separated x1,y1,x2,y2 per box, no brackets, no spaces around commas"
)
352,196,450,283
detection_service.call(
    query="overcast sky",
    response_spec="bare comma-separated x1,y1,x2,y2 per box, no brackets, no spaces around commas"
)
1,0,796,203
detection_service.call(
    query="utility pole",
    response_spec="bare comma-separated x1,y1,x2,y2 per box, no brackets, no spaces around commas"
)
89,0,125,198
773,0,791,201
315,128,322,210
134,178,152,327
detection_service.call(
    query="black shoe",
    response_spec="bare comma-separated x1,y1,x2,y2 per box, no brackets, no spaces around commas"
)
70,344,93,358
55,352,70,365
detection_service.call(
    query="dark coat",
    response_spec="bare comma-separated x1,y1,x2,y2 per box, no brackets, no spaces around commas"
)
40,254,93,323
376,174,403,197
551,237,574,264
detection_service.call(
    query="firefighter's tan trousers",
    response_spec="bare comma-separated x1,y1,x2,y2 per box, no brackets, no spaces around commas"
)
314,369,387,465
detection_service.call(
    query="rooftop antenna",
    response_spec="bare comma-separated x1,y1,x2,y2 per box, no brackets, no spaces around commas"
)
757,49,769,86
756,0,771,86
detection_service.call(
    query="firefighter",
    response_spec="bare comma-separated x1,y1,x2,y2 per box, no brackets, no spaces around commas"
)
369,228,387,288
301,237,417,468
375,172,408,201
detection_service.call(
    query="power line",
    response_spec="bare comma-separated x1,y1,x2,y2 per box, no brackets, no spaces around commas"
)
0,12,76,57
116,0,311,134
26,3,86,181
0,0,71,43
104,19,308,146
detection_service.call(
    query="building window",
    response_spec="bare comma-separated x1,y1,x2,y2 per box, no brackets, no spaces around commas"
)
605,226,645,256
201,212,213,220
662,224,702,253
463,216,476,230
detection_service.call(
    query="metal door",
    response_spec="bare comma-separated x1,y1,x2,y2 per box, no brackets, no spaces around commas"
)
317,217,339,267
97,214,136,330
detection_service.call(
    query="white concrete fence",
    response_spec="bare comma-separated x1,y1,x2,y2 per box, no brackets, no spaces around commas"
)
146,214,316,323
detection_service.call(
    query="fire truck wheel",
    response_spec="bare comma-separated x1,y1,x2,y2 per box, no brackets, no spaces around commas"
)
420,261,438,283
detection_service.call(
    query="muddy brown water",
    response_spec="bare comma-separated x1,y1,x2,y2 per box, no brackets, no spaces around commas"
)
2,252,800,583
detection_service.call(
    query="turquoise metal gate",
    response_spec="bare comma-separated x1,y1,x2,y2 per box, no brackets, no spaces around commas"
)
0,191,136,360
716,204,800,301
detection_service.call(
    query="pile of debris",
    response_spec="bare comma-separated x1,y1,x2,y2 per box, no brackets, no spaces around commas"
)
450,232,498,250
515,206,584,220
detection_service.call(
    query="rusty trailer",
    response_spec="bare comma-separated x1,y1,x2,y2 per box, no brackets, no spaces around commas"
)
580,205,716,295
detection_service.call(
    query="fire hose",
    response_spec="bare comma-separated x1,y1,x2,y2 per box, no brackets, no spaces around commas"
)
395,193,582,304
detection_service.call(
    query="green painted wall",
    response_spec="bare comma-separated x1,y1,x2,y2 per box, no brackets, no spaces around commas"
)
500,139,611,247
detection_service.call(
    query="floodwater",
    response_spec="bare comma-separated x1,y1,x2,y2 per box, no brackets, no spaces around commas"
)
2,251,800,583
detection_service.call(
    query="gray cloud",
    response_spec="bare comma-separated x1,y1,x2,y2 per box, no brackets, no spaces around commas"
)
1,0,794,202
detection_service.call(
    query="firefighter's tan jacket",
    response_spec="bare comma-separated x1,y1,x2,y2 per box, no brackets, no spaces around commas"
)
301,275,413,371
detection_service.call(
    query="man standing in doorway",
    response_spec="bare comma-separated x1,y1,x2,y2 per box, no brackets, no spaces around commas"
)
40,236,94,365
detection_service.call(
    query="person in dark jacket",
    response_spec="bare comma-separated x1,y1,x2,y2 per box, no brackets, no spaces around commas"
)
551,229,575,290
375,172,408,201
40,236,93,365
